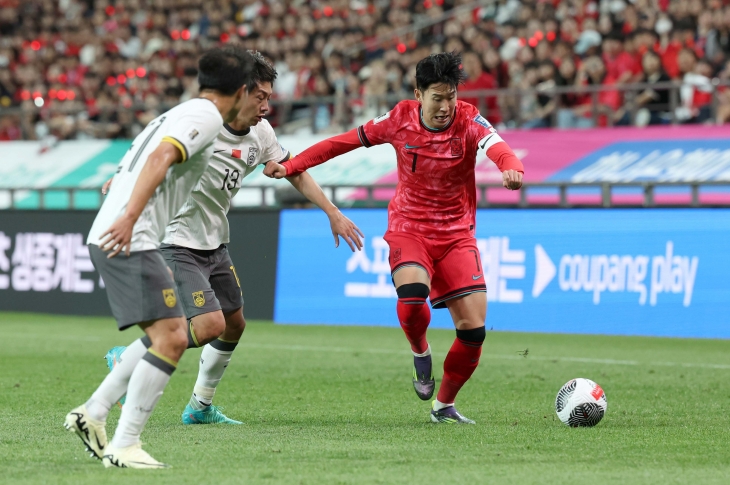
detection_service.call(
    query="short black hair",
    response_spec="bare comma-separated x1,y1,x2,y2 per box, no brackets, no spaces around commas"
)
198,46,252,96
245,50,278,92
415,52,467,92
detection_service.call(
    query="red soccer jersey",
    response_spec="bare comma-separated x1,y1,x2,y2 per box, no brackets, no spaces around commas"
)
357,100,504,238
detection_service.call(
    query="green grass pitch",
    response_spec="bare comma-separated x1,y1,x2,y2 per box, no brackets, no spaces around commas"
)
1,312,729,484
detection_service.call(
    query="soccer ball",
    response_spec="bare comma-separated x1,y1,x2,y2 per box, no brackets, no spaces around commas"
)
555,378,607,427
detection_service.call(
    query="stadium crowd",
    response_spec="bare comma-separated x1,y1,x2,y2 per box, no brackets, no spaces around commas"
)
1,0,730,140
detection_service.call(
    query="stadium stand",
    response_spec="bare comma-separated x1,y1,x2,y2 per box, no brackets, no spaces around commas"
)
1,0,730,141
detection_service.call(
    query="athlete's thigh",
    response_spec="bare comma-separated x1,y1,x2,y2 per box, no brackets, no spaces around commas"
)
160,245,221,319
445,292,487,330
90,245,184,330
384,231,433,288
430,237,486,309
208,245,244,314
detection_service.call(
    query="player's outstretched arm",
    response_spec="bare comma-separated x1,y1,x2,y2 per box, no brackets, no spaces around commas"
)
484,140,524,190
99,142,182,258
284,170,364,251
262,128,363,179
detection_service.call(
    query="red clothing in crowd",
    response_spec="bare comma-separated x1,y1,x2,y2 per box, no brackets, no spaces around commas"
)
603,52,640,81
460,71,502,124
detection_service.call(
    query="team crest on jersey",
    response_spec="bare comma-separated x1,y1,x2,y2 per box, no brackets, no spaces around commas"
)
162,289,177,308
247,147,259,166
473,114,492,129
450,138,463,157
188,129,199,140
392,248,402,263
373,111,390,124
192,291,205,308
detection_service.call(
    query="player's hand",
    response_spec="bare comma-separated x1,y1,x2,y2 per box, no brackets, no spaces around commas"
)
502,170,523,190
101,177,113,195
263,162,288,179
99,213,135,258
329,210,365,251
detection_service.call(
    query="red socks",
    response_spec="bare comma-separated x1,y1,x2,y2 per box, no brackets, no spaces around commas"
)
437,327,486,404
395,283,431,354
397,298,430,354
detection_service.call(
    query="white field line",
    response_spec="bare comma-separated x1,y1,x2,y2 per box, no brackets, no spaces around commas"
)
237,342,730,370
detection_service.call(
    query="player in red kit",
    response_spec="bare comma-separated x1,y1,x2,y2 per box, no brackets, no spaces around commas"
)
264,52,523,424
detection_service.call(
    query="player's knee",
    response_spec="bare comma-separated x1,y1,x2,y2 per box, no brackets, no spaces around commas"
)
456,326,486,345
396,283,429,302
224,308,246,333
163,320,189,356
196,312,226,343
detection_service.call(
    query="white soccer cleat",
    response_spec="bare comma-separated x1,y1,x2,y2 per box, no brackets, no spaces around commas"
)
63,404,108,460
102,443,170,469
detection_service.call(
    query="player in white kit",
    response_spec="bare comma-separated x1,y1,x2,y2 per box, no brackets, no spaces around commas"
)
104,52,364,425
63,46,253,469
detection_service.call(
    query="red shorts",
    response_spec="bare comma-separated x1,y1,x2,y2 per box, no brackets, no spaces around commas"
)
384,231,486,309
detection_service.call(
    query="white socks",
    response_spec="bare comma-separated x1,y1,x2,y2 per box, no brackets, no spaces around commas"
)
189,343,235,411
433,399,454,411
413,344,432,358
110,351,175,449
85,338,149,422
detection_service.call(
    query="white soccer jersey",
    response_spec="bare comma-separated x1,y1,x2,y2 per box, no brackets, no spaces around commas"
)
87,98,223,251
163,119,289,250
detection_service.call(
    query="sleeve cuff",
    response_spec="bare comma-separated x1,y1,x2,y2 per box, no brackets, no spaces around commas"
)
161,136,189,163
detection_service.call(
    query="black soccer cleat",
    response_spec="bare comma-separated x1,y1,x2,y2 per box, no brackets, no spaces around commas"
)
430,401,476,424
412,354,435,400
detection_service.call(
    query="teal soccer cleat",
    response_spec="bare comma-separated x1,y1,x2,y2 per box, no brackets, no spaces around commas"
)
104,346,127,407
181,404,242,425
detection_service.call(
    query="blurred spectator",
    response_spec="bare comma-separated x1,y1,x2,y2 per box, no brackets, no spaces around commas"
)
460,50,501,124
602,31,641,84
676,48,715,123
633,50,672,126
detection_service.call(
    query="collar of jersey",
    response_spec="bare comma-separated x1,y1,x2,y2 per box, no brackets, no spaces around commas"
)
224,124,251,136
419,107,456,133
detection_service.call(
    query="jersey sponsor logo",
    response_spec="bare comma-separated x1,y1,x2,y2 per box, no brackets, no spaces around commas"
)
162,288,177,308
231,149,241,159
473,114,492,129
247,147,259,166
450,138,463,157
404,143,422,150
192,291,205,307
188,129,199,140
472,274,483,280
213,149,226,154
373,111,390,124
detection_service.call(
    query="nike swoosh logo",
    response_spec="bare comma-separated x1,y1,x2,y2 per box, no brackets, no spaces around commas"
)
472,274,483,280
213,150,226,154
479,135,494,150
404,144,421,150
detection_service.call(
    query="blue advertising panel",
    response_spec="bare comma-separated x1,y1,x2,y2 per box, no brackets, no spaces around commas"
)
275,209,730,338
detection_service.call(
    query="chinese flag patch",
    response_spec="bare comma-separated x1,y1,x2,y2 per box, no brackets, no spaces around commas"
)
231,149,241,158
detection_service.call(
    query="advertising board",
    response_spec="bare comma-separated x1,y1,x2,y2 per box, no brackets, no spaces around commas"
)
275,208,730,338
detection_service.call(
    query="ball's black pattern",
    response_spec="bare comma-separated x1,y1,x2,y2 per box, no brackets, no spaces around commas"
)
555,379,576,413
567,402,605,427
